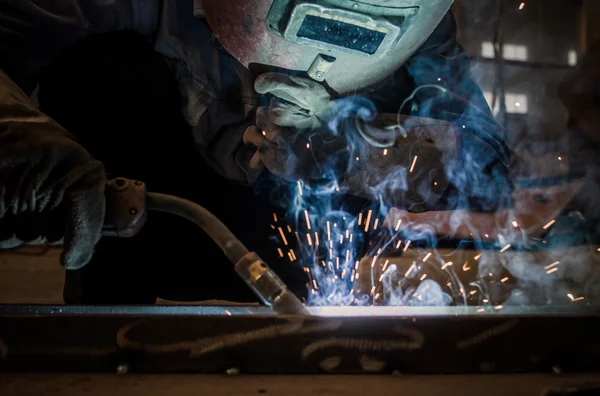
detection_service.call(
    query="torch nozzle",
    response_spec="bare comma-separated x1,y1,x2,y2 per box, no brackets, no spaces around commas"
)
235,252,308,315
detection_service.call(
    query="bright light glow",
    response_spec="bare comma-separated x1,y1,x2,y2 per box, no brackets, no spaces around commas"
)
568,50,578,66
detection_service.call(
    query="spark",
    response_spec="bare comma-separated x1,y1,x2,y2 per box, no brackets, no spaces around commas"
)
312,279,318,290
225,310,232,316
572,297,585,302
346,229,349,238
463,261,471,271
477,308,485,313
356,156,360,161
494,305,503,310
277,248,284,257
500,244,511,253
349,234,353,242
375,293,381,300
371,256,378,268
484,234,489,238
377,248,382,255
315,232,319,246
358,212,363,225
441,261,453,270
423,252,432,262
345,249,350,263
470,290,477,295
304,210,311,230
341,269,347,279
329,249,333,260
364,209,373,232
395,240,402,249
262,130,267,136
544,261,560,270
335,186,340,192
288,252,293,261
512,221,518,227
519,2,525,10
382,260,390,272
339,235,344,244
409,155,418,173
270,224,275,229
287,225,292,233
336,257,340,270
330,240,333,248
379,273,385,282
290,249,297,260
567,293,574,300
405,263,416,277
321,260,326,267
483,299,489,303
373,218,379,230
546,267,558,274
327,221,331,241
474,253,482,260
273,213,278,222
306,143,310,149
543,220,556,229
370,286,376,295
403,240,412,251
306,233,313,246
394,219,402,231
501,277,509,283
437,77,441,82
278,227,288,245
351,271,355,282
462,125,466,129
297,180,303,196
383,148,388,156
355,272,360,280
350,289,355,294
355,261,360,270
334,223,337,228
420,274,427,281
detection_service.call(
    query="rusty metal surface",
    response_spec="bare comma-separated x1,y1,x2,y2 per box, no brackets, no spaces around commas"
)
1,306,599,374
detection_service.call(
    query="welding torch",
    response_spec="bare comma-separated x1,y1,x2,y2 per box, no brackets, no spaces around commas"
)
101,177,307,315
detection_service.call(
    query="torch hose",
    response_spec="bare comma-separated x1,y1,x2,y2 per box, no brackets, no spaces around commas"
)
145,192,249,264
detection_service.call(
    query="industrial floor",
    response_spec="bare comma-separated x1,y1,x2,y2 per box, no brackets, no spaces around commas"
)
0,247,64,305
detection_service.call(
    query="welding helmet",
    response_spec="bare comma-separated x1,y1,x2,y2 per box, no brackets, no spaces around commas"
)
202,0,454,95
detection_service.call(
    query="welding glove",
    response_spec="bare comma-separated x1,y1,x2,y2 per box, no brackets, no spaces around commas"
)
254,72,334,130
0,69,106,269
245,73,347,183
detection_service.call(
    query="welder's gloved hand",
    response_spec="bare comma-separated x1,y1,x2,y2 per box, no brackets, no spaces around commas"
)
0,70,106,270
243,107,347,183
254,72,333,131
246,73,346,183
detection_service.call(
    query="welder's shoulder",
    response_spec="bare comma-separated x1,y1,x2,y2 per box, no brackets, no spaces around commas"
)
412,10,458,57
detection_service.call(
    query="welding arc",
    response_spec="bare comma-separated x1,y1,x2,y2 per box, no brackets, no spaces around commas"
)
146,193,249,264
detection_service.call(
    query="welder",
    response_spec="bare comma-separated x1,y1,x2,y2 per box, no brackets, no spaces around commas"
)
0,0,511,304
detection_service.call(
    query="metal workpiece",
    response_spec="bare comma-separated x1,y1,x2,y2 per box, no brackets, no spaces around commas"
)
0,306,599,374
235,252,309,315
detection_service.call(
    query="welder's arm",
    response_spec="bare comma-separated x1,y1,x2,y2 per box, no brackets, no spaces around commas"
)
0,1,157,268
0,0,159,92
401,11,512,210
0,69,107,269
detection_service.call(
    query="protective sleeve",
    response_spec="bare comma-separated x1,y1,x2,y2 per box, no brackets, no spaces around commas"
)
402,11,513,210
